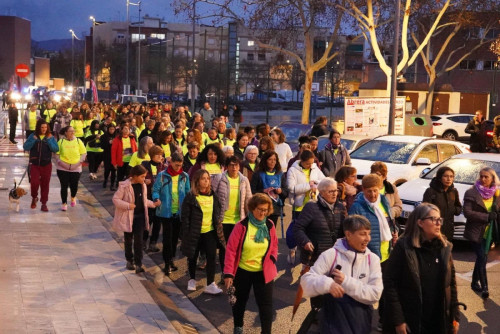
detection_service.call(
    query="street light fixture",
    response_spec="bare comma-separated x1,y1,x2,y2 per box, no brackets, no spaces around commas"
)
126,0,141,94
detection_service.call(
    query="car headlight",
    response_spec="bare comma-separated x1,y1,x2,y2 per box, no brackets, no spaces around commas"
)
11,92,21,101
54,95,61,102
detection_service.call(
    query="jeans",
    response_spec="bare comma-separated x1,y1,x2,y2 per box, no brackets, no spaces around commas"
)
124,214,145,266
233,267,274,333
472,239,488,288
56,170,81,204
30,163,52,204
188,230,217,284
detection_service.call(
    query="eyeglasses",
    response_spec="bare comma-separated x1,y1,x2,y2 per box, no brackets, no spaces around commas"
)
423,216,443,225
255,208,269,214
325,190,338,195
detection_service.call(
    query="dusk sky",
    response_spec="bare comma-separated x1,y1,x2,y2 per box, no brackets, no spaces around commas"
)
0,0,188,41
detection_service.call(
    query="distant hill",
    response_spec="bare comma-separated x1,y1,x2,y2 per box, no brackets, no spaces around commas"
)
32,39,84,52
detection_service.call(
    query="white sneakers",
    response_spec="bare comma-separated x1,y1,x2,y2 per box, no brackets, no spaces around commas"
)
204,282,223,295
187,280,222,294
187,279,196,291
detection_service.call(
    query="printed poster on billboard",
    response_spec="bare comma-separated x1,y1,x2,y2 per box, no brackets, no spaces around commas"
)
344,97,405,136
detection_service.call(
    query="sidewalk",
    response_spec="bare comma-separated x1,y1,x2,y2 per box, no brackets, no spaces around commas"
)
0,156,216,334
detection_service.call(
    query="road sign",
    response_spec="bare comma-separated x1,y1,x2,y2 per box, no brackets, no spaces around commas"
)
311,82,320,92
15,63,30,78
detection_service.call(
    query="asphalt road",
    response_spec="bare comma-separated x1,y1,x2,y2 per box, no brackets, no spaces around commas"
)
80,167,500,334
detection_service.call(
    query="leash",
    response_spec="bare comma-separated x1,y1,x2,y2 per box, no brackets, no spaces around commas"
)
14,165,29,189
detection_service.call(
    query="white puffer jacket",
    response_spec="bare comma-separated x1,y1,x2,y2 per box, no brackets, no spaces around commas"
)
287,160,325,207
300,238,383,306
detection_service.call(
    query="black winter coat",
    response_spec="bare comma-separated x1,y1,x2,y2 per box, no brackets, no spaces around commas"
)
423,177,462,241
463,187,500,243
465,118,487,153
383,237,459,334
293,196,346,266
100,132,116,165
180,191,225,259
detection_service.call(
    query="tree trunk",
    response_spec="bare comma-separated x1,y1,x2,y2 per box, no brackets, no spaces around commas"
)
301,69,314,124
425,73,437,115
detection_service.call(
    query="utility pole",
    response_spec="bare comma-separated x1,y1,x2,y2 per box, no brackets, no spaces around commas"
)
137,1,142,95
191,1,197,113
125,0,140,93
89,16,96,100
388,0,401,135
69,29,75,86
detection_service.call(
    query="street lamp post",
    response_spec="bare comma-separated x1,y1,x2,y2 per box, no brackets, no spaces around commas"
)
191,0,197,114
137,1,142,95
69,29,76,86
126,0,141,94
89,16,96,101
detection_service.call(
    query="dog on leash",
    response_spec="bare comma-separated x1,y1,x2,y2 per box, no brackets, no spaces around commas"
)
9,186,27,212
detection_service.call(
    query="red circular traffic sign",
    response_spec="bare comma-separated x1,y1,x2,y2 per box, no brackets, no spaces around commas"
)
15,63,30,78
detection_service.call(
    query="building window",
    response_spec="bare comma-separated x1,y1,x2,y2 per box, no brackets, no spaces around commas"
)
208,38,215,45
258,53,266,61
116,34,125,39
459,60,476,70
486,29,500,40
247,53,254,61
131,34,145,42
150,33,165,40
175,34,182,40
248,40,254,46
208,52,214,58
484,60,499,70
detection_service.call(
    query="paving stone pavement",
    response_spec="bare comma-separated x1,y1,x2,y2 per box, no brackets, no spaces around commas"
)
0,158,179,334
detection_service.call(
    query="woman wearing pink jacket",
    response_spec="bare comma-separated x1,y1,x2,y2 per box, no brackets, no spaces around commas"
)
112,165,160,274
224,193,278,334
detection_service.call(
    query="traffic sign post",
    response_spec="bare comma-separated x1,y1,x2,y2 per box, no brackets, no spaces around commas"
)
15,63,30,78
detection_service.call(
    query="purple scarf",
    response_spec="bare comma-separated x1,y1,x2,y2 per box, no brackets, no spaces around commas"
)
475,180,497,199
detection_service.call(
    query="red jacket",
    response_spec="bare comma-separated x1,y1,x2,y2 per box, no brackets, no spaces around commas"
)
224,217,278,284
111,136,138,167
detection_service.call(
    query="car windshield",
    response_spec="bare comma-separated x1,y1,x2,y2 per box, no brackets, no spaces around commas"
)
350,140,418,164
423,158,500,185
280,125,309,143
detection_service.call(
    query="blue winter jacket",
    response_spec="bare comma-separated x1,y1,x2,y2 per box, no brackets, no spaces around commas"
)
152,170,190,218
348,192,396,259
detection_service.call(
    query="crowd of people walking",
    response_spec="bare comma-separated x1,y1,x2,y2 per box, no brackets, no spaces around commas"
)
16,97,498,333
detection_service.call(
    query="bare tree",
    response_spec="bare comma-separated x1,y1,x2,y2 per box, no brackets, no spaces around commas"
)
173,0,348,124
344,0,452,96
411,2,500,114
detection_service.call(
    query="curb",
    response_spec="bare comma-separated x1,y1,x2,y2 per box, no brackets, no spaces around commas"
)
78,182,220,334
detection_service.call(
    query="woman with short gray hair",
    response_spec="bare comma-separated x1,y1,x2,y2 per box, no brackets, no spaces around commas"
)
294,177,346,270
242,145,259,182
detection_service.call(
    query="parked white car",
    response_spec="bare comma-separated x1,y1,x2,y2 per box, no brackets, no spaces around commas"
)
397,153,500,240
349,135,470,186
431,114,474,141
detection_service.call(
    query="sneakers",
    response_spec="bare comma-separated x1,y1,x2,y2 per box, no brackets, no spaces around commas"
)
170,262,178,272
31,197,38,209
287,248,296,265
135,265,145,274
204,282,223,295
41,204,48,212
70,197,77,207
61,203,68,211
126,261,135,270
187,279,197,291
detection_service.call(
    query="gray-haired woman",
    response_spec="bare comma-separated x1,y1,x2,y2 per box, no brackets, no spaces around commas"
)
383,203,460,334
463,167,500,299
